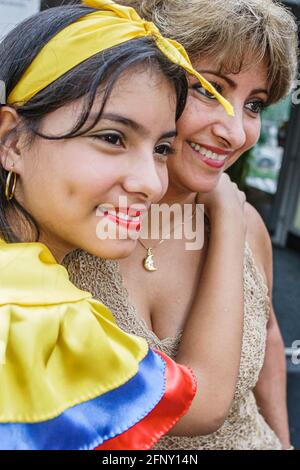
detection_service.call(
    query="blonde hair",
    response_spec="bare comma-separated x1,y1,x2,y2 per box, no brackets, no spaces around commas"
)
120,0,299,104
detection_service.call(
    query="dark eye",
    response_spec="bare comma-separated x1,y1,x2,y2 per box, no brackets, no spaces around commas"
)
245,100,265,115
154,143,175,156
192,82,222,100
154,143,175,163
91,132,123,146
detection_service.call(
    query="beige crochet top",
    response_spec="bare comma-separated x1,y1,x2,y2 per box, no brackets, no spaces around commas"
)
63,243,282,450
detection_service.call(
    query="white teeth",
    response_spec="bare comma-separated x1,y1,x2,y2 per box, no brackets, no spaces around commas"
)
98,207,140,222
117,212,140,222
189,142,227,161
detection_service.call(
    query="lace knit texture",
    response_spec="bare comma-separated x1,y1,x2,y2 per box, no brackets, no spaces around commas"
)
63,243,282,450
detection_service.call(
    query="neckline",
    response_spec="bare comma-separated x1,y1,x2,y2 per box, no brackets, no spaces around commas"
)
110,240,269,342
112,258,183,345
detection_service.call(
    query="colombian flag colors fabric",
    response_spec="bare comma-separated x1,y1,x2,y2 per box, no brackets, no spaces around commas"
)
0,239,196,450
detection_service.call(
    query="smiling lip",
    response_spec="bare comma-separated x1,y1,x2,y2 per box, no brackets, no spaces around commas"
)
107,214,142,232
187,141,233,169
196,143,233,156
97,207,145,231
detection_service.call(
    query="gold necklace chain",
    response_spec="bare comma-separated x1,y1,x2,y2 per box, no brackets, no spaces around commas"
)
138,204,197,272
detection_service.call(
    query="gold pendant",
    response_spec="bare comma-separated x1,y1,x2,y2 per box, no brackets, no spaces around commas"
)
143,248,157,272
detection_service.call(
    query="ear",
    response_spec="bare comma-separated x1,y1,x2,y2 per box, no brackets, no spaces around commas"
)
0,106,23,174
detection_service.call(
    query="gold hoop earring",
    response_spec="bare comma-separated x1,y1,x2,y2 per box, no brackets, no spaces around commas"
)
5,169,17,201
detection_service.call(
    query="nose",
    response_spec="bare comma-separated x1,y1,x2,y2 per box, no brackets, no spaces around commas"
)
212,107,246,150
122,151,166,202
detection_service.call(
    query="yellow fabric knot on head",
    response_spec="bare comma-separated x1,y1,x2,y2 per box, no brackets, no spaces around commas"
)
141,19,161,39
7,0,234,116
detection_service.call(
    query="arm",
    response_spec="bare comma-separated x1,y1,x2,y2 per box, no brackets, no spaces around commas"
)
245,203,291,449
254,308,290,449
170,174,246,436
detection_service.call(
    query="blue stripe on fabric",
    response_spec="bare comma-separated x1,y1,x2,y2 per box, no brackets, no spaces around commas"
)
0,349,166,450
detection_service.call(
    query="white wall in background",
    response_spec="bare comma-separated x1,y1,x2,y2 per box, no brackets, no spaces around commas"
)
0,0,40,40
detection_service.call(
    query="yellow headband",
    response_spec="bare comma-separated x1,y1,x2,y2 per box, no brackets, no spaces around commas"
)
8,0,234,116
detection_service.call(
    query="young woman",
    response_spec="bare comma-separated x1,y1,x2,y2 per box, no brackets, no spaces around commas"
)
65,0,298,449
0,0,234,450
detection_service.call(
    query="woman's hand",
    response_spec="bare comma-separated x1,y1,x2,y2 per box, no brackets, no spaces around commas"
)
197,173,246,223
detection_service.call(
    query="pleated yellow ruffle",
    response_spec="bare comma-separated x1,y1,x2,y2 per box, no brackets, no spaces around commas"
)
0,239,148,423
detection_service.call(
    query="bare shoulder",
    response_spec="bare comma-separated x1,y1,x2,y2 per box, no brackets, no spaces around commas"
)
244,202,273,284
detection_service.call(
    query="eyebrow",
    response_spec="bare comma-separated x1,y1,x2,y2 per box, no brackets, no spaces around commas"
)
88,112,177,139
198,69,269,97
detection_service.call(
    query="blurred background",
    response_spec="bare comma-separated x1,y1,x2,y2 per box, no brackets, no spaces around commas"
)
0,0,300,449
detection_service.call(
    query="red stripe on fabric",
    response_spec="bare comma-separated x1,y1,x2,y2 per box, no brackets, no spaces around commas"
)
96,351,197,450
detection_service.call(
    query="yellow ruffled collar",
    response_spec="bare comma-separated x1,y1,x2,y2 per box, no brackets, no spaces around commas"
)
0,239,91,306
0,239,147,422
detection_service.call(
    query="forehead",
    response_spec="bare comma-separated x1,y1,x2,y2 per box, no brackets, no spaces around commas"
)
100,66,178,122
108,64,175,98
192,55,269,89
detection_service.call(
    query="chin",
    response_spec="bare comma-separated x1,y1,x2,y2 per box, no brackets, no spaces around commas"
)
182,175,222,194
86,238,137,260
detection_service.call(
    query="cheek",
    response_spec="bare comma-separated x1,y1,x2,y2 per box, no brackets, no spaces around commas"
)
22,141,117,209
176,97,208,139
153,164,169,203
167,152,183,175
56,141,119,201
21,144,58,195
244,118,261,151
64,158,119,206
